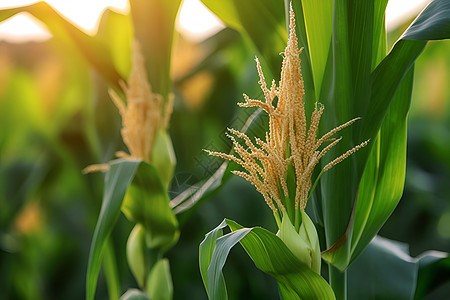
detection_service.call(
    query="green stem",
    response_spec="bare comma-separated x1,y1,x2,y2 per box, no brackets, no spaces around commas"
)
308,170,324,202
284,0,290,31
294,208,301,232
274,211,282,229
329,265,347,300
103,239,121,300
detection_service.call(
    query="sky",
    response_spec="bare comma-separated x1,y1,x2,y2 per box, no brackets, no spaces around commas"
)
0,0,433,43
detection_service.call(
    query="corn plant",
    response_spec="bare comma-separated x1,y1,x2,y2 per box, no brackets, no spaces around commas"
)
198,0,450,299
1,0,449,299
0,1,184,299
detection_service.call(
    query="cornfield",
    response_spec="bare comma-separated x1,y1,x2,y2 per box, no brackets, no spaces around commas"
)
0,0,449,299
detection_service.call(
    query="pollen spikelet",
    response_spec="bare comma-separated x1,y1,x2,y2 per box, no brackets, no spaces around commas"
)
323,139,370,171
207,4,368,214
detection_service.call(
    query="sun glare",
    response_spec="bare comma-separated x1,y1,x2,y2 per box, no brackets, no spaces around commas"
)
0,13,51,43
176,0,224,42
0,0,128,42
385,0,432,30
0,0,434,43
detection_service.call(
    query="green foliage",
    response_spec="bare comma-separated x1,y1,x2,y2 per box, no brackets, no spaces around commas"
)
200,219,335,299
201,0,287,79
322,0,450,270
129,0,182,100
146,258,173,300
86,159,179,299
122,161,179,251
348,236,448,300
86,160,141,300
120,289,151,300
127,224,148,288
199,0,450,298
1,0,449,299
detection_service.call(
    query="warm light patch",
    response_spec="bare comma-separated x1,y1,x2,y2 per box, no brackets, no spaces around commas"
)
0,0,128,42
176,0,224,42
386,0,432,31
15,201,43,234
0,0,432,43
0,13,51,43
43,0,129,34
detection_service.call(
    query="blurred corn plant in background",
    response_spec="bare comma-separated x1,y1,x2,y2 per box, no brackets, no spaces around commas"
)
0,1,184,299
0,0,450,299
199,0,450,299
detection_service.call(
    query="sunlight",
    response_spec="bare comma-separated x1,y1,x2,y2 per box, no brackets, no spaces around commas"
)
386,0,432,30
0,0,435,43
176,0,224,42
0,0,128,42
0,13,51,43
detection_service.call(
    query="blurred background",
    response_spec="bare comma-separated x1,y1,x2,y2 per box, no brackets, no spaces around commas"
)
0,0,448,299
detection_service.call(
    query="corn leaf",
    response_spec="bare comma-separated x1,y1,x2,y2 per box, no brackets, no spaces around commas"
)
199,1,243,32
322,0,450,270
146,258,173,300
121,161,179,252
401,0,450,41
201,0,287,79
199,219,335,300
348,236,448,300
0,2,124,89
414,256,450,299
350,68,414,264
300,0,333,94
129,0,182,100
86,159,141,300
103,240,121,300
126,224,148,288
95,8,134,78
86,159,178,300
317,0,388,267
120,289,151,300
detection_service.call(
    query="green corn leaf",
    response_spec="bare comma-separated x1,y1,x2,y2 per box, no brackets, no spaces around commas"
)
127,224,148,288
121,161,179,252
103,240,121,300
86,159,141,300
317,0,390,263
150,130,177,189
199,219,335,300
322,67,415,270
0,2,124,89
86,159,178,300
146,258,173,300
361,0,450,147
199,220,225,299
350,68,414,264
322,0,450,270
199,1,243,32
129,0,182,101
95,8,134,79
415,255,450,299
201,0,287,79
120,289,151,300
300,0,333,95
348,236,448,300
401,0,450,41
